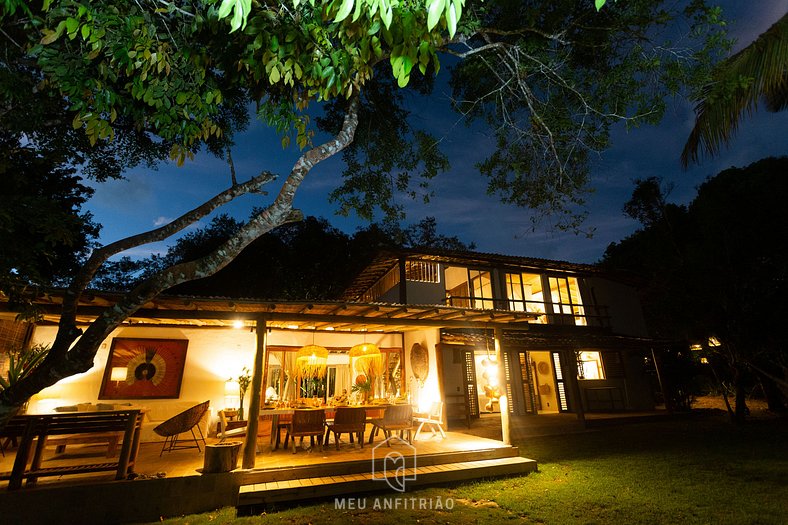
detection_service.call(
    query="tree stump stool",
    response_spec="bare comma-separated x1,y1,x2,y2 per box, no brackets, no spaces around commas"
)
202,441,242,473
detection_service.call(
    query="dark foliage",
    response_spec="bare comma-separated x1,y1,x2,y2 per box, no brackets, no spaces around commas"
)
602,157,788,420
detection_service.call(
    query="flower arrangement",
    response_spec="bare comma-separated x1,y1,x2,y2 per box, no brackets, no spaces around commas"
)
351,374,371,403
237,367,252,419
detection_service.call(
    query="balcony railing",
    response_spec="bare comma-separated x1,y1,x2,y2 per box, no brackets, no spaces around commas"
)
444,295,610,327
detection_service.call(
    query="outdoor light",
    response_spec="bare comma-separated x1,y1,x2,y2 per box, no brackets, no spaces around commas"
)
232,320,244,329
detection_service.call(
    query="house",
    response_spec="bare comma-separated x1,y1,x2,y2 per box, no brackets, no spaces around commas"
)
0,248,662,452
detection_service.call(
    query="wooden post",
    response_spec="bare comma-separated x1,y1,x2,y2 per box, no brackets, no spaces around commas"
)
494,327,511,445
565,349,586,424
242,317,267,469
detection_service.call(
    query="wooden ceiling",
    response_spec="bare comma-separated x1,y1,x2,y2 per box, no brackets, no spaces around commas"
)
2,291,537,334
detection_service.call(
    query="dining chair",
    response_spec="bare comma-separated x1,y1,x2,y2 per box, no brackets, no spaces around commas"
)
284,410,325,453
324,407,366,450
368,405,413,446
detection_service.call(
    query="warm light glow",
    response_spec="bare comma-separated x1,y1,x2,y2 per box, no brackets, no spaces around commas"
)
232,320,244,329
349,342,383,377
296,344,329,379
578,351,604,380
700,357,709,364
325,327,335,331
479,358,500,387
287,324,300,330
224,379,240,409
225,379,240,396
708,336,721,347
110,367,128,382
690,344,703,351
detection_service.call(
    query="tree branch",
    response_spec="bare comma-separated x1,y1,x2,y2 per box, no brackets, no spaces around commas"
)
15,96,361,407
51,171,277,358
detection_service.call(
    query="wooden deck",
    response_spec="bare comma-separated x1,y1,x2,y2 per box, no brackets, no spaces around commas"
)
0,428,535,524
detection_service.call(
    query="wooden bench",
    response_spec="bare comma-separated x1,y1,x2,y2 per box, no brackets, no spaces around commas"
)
0,410,144,490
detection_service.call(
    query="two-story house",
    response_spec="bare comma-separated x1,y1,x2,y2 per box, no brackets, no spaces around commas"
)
2,248,660,448
342,249,658,427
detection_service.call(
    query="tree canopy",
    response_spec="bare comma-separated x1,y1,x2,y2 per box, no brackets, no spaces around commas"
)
602,157,788,421
0,0,728,421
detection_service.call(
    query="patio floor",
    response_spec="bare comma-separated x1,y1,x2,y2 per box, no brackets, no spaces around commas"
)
0,426,514,489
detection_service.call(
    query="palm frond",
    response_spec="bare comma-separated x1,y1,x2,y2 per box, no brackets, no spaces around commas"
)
682,13,788,167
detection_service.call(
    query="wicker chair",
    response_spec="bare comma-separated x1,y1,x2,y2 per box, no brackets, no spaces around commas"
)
284,409,325,454
153,400,209,456
324,407,366,450
368,405,413,446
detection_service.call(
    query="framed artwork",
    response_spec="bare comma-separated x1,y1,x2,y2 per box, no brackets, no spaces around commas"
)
99,338,189,399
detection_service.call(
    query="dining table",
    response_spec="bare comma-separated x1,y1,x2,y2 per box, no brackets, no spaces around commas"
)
259,404,398,450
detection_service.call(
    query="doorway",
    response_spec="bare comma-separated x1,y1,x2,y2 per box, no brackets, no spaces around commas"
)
529,351,559,414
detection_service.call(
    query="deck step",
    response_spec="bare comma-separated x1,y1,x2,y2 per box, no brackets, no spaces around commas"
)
238,455,537,508
239,446,522,486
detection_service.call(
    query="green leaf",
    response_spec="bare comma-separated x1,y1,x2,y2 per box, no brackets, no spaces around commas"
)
65,17,79,35
380,0,393,29
595,0,607,11
334,0,354,23
446,1,457,39
269,66,281,83
427,0,445,32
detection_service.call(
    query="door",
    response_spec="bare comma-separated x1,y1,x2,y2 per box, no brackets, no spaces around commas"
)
501,350,537,415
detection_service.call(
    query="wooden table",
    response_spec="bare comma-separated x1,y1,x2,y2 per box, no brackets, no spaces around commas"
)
259,405,396,450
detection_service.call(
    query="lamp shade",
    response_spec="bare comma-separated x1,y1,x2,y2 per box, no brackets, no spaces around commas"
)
349,342,383,377
110,367,128,383
296,344,329,379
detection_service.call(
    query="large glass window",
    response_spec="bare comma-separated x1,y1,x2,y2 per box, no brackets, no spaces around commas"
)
469,270,494,310
444,266,494,310
505,272,547,323
547,276,587,326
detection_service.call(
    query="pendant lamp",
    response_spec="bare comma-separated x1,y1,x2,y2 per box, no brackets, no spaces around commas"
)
296,344,329,379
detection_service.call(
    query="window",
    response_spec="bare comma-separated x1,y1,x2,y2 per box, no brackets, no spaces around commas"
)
547,276,587,326
469,270,494,310
577,351,604,380
444,266,494,310
505,272,547,322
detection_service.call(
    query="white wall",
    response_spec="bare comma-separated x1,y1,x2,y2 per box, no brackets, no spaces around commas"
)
27,325,403,420
403,328,441,412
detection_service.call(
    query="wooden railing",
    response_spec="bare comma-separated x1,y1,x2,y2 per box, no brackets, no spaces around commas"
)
444,296,611,327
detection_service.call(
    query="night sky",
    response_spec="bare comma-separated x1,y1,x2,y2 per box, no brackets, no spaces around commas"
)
84,1,788,264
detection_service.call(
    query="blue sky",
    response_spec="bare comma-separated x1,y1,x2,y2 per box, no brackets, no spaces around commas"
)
84,1,788,264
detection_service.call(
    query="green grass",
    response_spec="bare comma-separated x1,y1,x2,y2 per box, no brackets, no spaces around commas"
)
153,414,788,525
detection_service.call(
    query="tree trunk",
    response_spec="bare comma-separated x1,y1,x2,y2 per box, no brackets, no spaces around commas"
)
0,97,360,428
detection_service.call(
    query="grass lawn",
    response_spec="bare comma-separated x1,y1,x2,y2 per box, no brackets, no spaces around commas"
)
154,413,787,525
